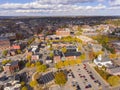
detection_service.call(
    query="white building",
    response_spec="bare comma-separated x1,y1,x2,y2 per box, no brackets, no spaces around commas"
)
94,54,113,67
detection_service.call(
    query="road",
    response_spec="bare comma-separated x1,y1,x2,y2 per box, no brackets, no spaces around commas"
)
76,42,90,60
86,63,110,90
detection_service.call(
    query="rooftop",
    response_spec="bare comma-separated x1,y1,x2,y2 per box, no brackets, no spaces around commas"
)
54,50,62,56
0,37,9,41
64,52,81,57
108,67,120,74
6,61,18,66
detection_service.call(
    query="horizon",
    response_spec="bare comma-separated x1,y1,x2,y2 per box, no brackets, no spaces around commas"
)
0,0,120,16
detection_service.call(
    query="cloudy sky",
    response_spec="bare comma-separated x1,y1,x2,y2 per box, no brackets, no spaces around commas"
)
0,0,120,16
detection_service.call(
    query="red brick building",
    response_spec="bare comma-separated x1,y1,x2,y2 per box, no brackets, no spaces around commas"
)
53,50,62,63
56,28,70,37
0,37,10,50
3,61,19,74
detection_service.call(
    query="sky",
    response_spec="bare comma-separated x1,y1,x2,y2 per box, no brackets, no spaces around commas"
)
0,0,120,16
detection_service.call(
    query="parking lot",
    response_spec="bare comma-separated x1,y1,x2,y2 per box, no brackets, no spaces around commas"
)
66,63,109,90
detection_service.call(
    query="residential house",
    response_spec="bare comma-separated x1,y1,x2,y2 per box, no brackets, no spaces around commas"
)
0,33,16,41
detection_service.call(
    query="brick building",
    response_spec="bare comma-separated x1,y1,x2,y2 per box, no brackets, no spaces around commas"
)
0,37,10,51
3,61,19,74
53,50,62,63
56,28,70,37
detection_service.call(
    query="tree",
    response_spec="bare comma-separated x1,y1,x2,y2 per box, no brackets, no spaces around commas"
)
28,38,35,45
25,62,31,68
31,63,35,68
21,81,25,86
2,50,8,56
35,61,42,67
2,60,11,65
37,64,47,72
69,60,76,66
29,80,38,88
55,71,67,86
94,51,103,57
56,61,64,69
22,86,28,90
63,60,69,66
49,52,54,58
61,47,67,53
26,55,31,61
109,54,117,59
17,49,22,54
76,59,81,64
107,76,120,86
80,54,86,61
89,52,96,60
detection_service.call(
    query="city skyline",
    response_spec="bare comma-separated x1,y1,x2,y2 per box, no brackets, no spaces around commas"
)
0,0,120,16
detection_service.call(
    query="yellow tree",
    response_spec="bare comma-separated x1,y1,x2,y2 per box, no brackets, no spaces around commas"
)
63,60,69,66
61,47,67,53
57,61,64,68
26,55,31,61
22,86,28,90
69,60,75,66
29,80,38,88
76,59,81,64
80,54,86,61
109,54,117,59
107,76,120,86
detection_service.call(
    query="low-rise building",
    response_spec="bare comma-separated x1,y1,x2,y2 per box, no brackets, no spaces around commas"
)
64,46,81,60
64,52,81,60
94,55,113,67
31,55,40,60
56,28,70,37
53,50,62,63
0,33,16,41
0,37,10,51
46,56,52,64
11,44,21,50
107,67,120,75
3,61,19,74
89,43,102,52
76,35,95,44
110,41,120,54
